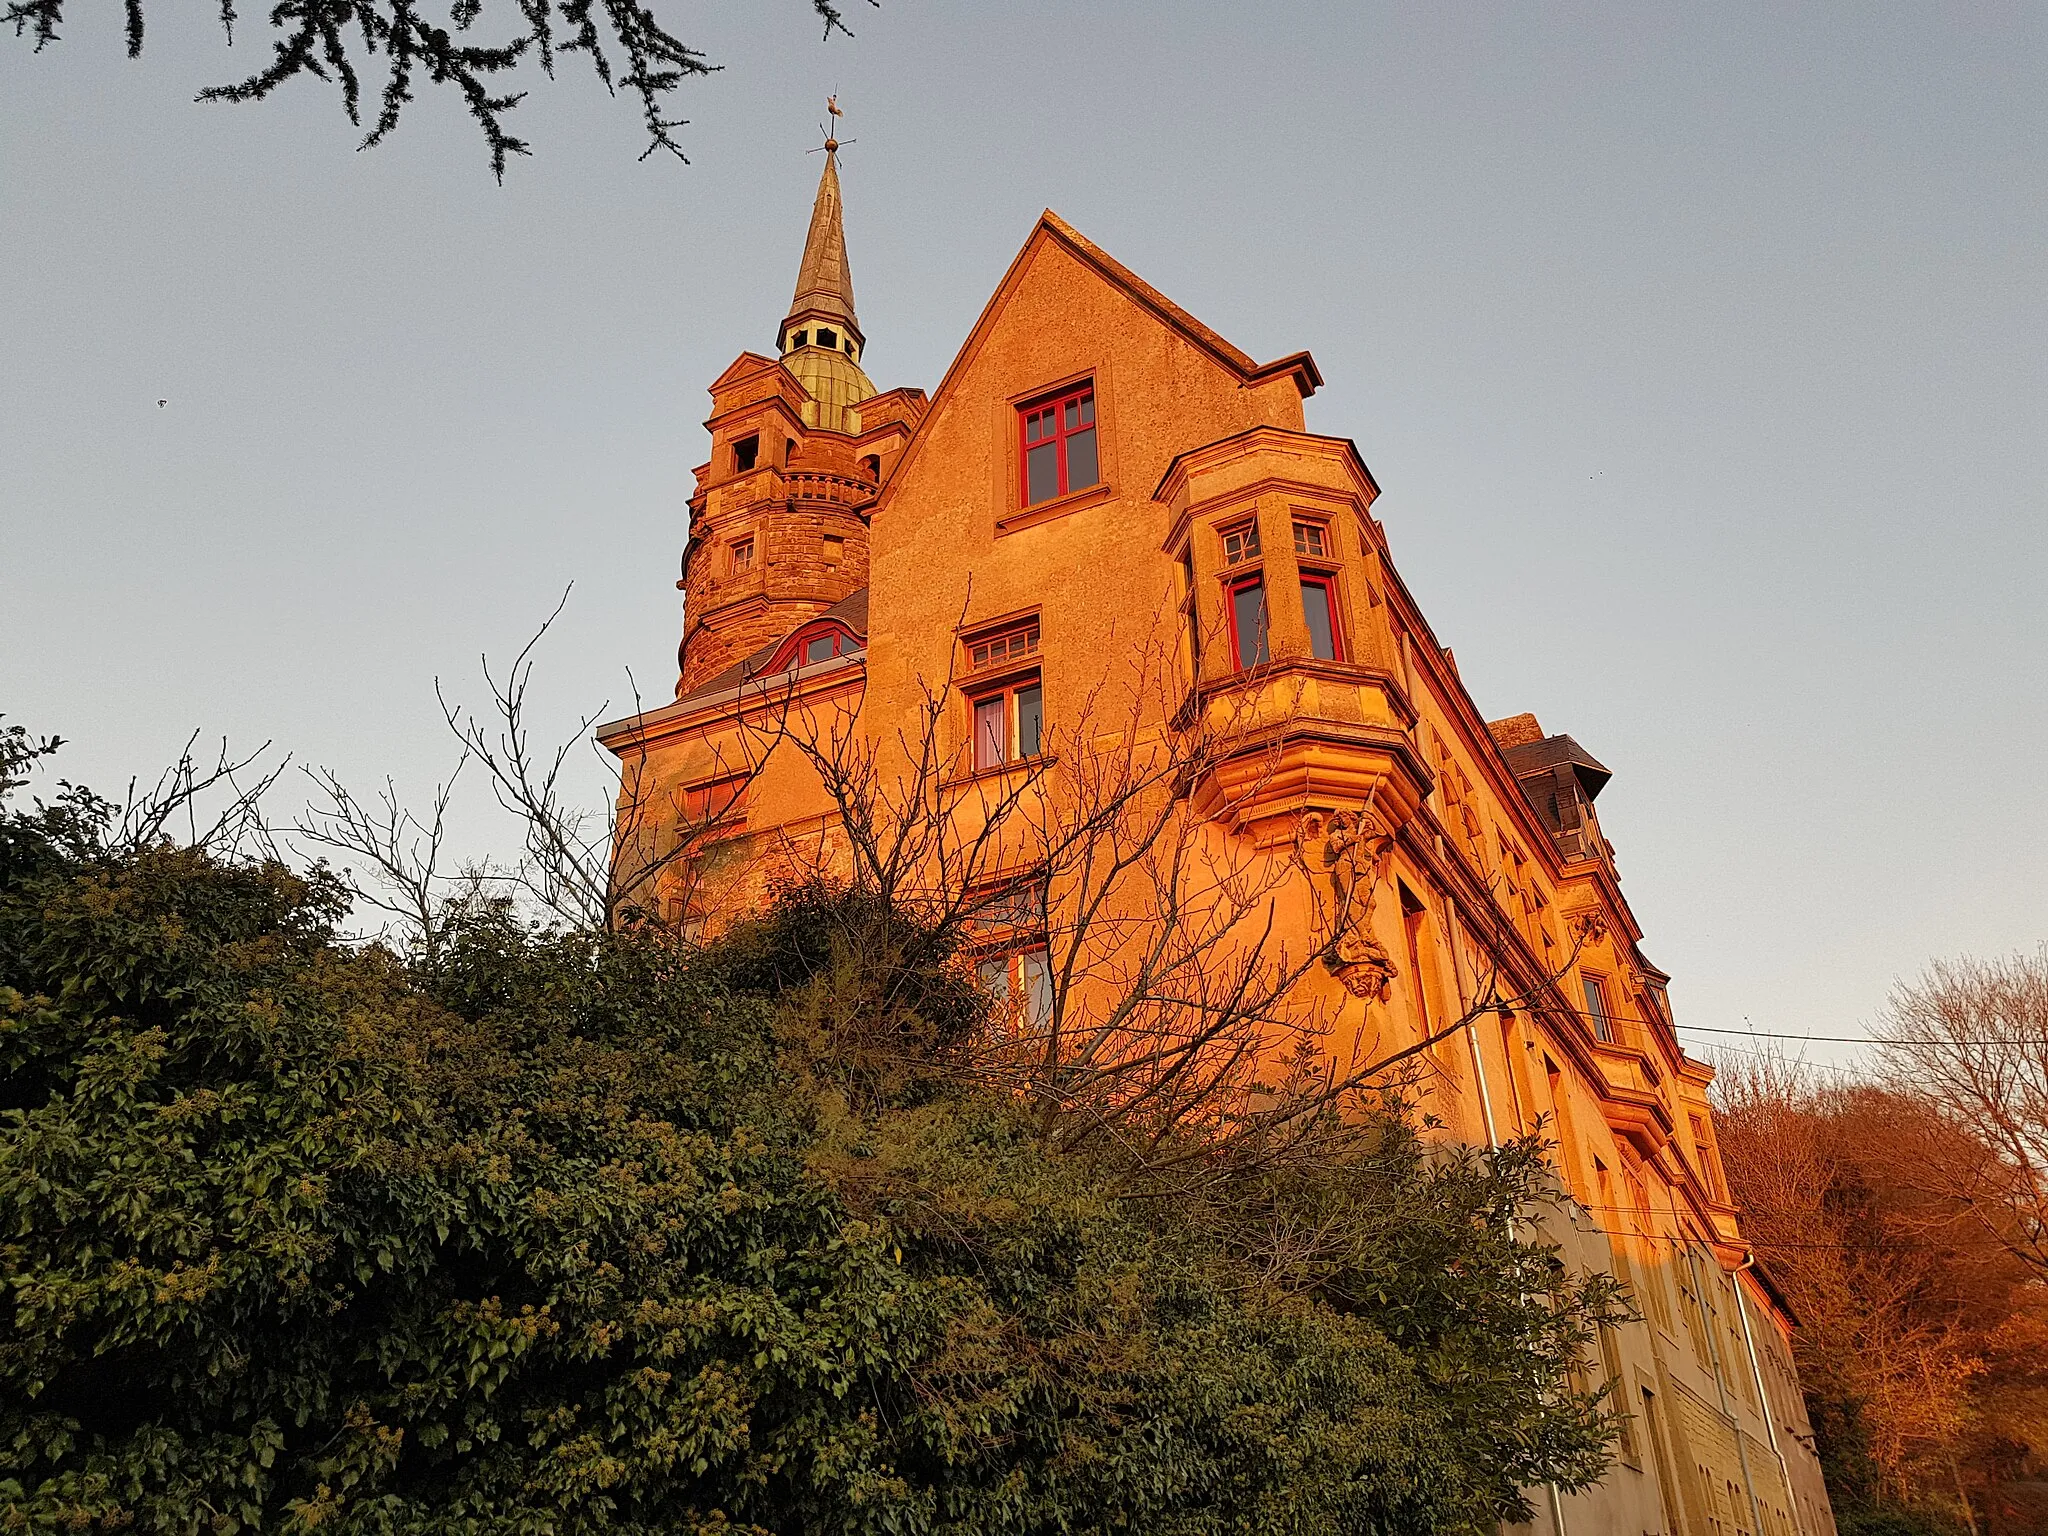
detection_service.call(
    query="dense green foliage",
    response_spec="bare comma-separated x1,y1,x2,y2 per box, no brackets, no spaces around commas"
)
0,736,1624,1533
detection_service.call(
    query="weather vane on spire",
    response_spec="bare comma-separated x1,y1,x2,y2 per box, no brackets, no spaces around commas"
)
812,94,851,156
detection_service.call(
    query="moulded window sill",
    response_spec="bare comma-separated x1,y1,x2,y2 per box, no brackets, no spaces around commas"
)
942,752,1056,791
995,480,1112,535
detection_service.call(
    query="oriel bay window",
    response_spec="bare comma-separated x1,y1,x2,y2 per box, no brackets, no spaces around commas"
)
1020,382,1098,506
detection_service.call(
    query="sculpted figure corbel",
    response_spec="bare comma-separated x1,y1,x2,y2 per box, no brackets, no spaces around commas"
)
1294,807,1398,1002
1566,906,1609,948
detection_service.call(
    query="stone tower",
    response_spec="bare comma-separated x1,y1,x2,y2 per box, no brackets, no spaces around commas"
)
675,142,925,696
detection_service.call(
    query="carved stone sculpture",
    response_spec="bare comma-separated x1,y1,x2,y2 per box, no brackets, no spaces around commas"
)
1294,807,1398,1002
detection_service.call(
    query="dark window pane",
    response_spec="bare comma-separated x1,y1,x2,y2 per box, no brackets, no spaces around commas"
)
1583,979,1613,1042
805,634,835,664
817,328,836,349
1077,394,1094,425
1026,441,1060,505
1015,683,1043,758
1065,426,1098,490
1301,580,1338,660
1232,580,1270,668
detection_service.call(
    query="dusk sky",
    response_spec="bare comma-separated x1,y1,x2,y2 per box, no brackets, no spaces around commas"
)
4,2,2043,1073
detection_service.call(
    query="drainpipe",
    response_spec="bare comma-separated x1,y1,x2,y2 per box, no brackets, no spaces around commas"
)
1448,898,1568,1536
1689,1244,1767,1536
1734,1252,1806,1536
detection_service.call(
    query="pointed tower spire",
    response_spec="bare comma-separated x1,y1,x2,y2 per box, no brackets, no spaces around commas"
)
781,143,862,352
778,108,876,433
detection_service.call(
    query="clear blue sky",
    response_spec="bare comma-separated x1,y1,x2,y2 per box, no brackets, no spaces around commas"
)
4,2,2043,1071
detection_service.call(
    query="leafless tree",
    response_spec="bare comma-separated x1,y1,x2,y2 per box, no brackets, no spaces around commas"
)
1876,947,2048,1280
749,594,1593,1191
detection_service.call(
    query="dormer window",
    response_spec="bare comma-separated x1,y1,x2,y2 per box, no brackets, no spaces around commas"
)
1019,383,1098,506
766,620,858,673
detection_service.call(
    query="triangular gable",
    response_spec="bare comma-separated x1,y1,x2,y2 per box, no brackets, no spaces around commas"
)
707,351,788,394
880,211,1321,500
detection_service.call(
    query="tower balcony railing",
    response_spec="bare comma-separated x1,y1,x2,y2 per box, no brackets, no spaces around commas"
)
784,469,878,509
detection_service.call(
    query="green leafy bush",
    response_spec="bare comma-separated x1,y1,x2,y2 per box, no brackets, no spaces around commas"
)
0,742,1622,1534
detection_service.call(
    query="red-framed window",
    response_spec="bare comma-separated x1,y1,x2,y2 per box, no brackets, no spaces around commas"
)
970,677,1044,770
1299,573,1343,662
767,620,858,673
1227,575,1271,669
1020,383,1098,507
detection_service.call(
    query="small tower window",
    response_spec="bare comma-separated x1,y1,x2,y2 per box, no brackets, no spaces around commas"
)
729,537,754,575
733,434,759,473
844,335,855,354
821,533,844,566
791,330,808,348
862,455,881,480
816,327,837,350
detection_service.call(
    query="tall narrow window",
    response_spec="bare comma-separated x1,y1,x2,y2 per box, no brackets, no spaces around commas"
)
1179,546,1201,670
1299,575,1342,661
729,537,754,575
973,695,1007,770
1582,975,1614,1043
1229,577,1270,669
733,434,759,472
1399,883,1434,1039
1020,383,1098,506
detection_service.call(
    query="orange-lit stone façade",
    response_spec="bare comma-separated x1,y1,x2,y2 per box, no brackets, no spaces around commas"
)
600,151,1839,1536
